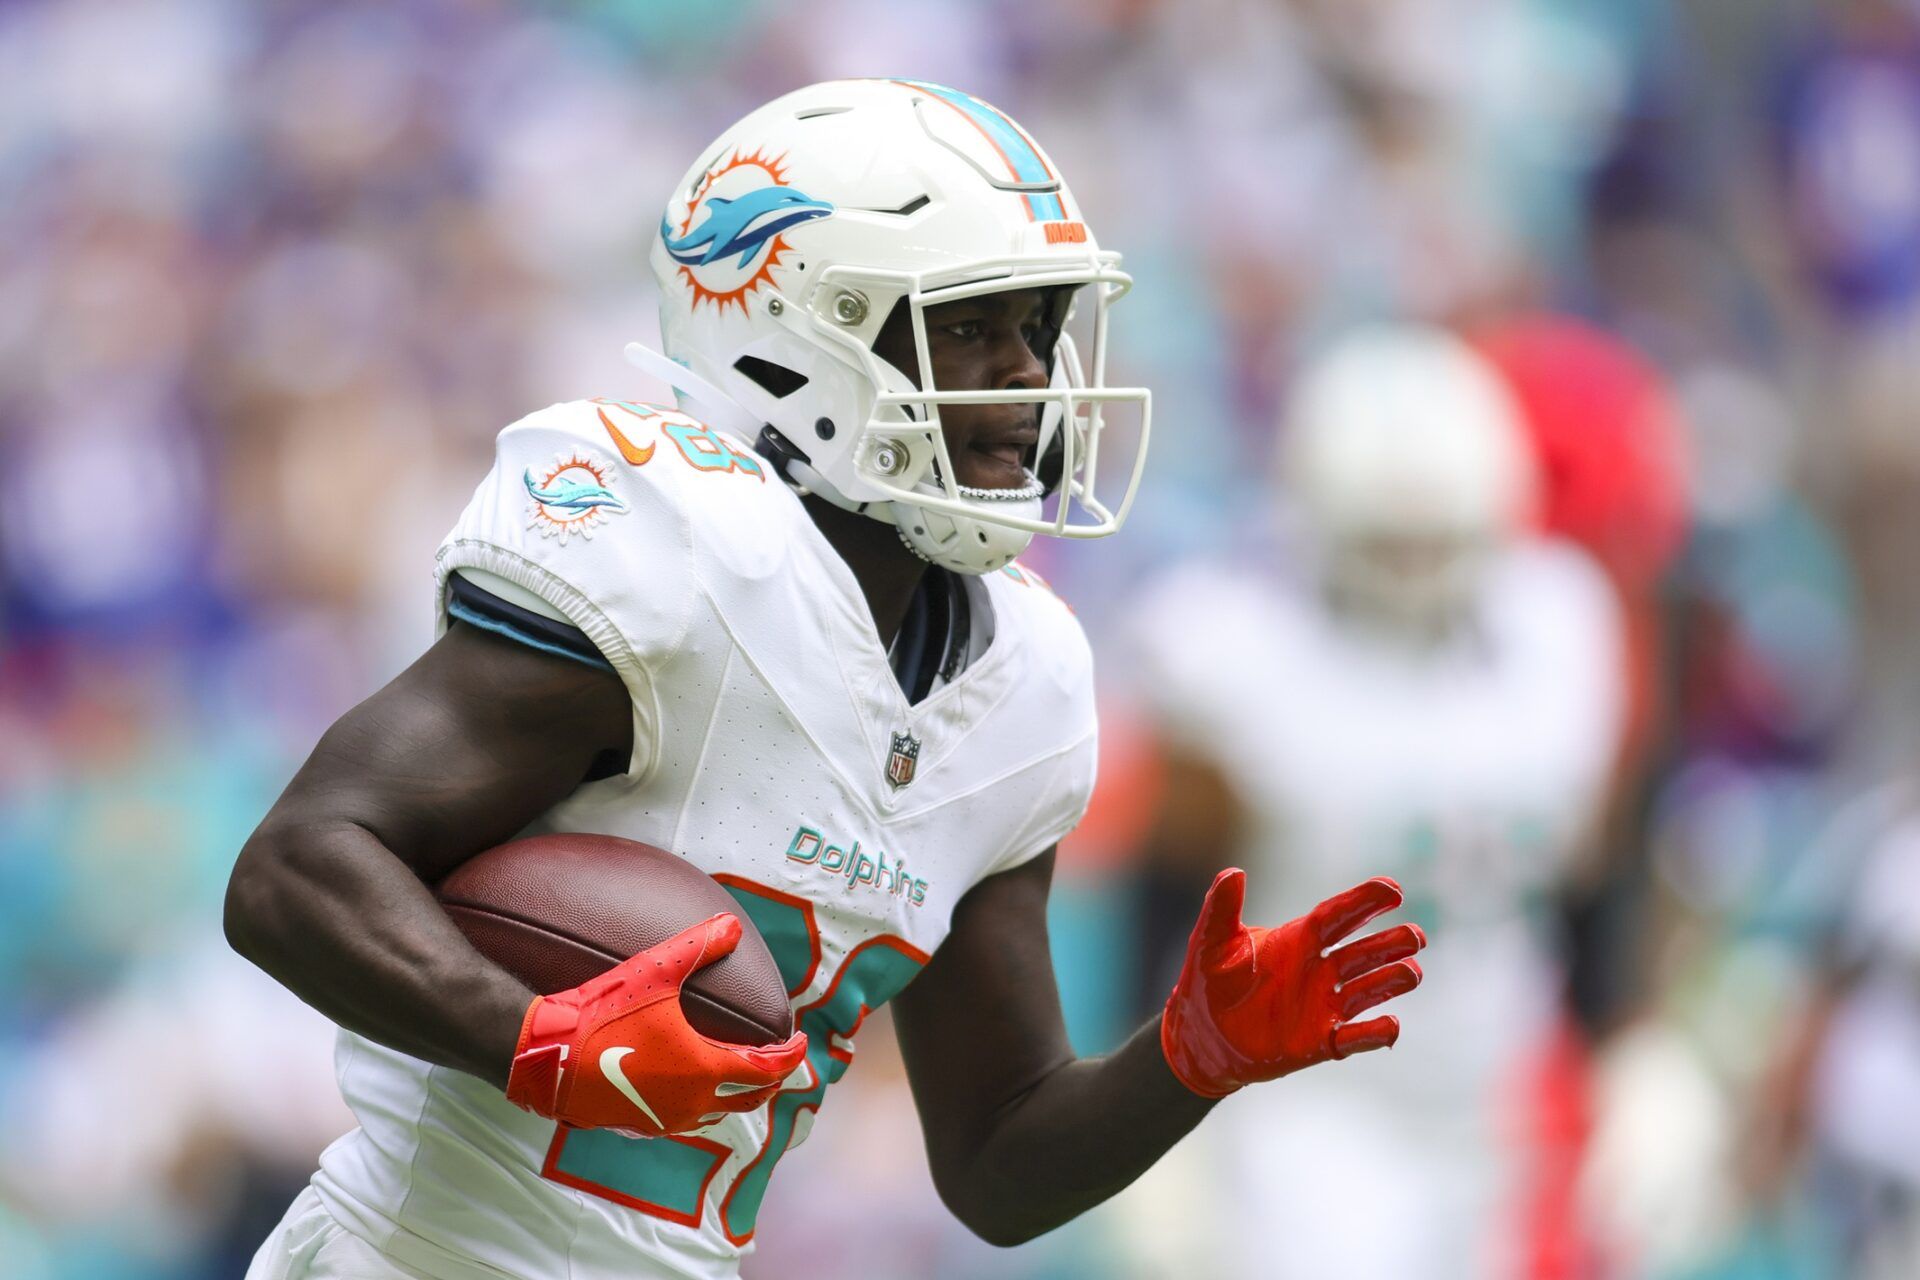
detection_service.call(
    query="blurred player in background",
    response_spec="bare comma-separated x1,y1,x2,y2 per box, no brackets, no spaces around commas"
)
222,80,1424,1280
1126,325,1626,1280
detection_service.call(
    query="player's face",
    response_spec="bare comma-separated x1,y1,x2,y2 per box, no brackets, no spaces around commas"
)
872,287,1058,492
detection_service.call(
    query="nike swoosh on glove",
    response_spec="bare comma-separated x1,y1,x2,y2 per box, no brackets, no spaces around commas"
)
1160,869,1426,1099
506,912,808,1136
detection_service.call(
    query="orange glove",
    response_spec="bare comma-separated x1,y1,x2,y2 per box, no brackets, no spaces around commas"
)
1161,869,1426,1099
506,913,808,1136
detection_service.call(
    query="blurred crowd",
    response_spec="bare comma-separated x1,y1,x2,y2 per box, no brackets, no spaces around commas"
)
5,0,1920,1276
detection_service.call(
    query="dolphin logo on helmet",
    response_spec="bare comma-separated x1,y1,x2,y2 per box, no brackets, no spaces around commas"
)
660,187,834,269
663,149,834,314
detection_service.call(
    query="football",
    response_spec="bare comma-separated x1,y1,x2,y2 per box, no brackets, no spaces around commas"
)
436,833,792,1046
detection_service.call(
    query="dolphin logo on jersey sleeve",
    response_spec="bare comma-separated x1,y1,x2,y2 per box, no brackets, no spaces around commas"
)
523,469,626,513
523,451,628,544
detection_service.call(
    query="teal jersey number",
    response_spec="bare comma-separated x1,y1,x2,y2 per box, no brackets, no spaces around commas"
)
662,420,766,480
540,874,927,1244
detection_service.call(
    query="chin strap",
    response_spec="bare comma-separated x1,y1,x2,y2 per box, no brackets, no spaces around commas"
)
782,443,901,527
895,520,937,565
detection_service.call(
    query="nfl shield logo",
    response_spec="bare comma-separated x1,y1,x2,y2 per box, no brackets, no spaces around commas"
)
886,730,921,789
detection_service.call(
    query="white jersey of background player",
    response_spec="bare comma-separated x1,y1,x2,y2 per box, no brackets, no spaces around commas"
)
237,80,1155,1280
1128,327,1625,1280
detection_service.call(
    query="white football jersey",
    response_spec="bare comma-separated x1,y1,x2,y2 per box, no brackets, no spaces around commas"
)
309,399,1097,1280
1124,548,1623,1280
1132,545,1623,1109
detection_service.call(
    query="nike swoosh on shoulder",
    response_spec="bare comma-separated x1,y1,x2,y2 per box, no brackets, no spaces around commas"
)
598,407,657,466
598,1046,665,1130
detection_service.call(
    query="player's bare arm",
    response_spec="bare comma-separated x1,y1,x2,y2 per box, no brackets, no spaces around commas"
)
224,620,632,1089
893,848,1210,1247
895,848,1427,1247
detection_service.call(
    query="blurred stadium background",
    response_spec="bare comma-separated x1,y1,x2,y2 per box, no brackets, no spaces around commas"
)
6,0,1920,1276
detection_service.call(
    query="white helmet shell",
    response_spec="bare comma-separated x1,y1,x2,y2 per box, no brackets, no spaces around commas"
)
1282,325,1536,628
641,79,1151,575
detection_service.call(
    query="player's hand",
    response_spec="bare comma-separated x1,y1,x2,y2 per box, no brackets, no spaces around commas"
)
505,913,808,1136
1160,869,1426,1099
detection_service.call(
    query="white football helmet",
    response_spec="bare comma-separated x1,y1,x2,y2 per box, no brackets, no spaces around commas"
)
1281,325,1536,632
632,79,1151,575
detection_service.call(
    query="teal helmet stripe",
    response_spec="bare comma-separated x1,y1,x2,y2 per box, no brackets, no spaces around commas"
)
895,79,1068,222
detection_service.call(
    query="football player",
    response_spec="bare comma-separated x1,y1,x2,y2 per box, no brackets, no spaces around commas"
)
1124,326,1625,1279
225,81,1425,1280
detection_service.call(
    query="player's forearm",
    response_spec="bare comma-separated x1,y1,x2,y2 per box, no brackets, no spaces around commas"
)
225,818,531,1089
942,1013,1214,1246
